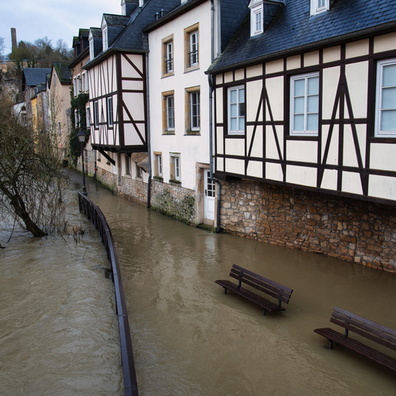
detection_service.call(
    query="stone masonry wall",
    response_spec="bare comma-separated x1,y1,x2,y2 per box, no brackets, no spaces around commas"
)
96,169,148,206
151,179,196,225
220,179,396,272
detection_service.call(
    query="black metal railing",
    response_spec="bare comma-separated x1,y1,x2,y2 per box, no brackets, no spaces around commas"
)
78,192,138,396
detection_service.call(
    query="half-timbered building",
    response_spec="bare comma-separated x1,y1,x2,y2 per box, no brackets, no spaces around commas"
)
145,0,249,225
69,28,94,174
83,0,188,204
208,0,396,271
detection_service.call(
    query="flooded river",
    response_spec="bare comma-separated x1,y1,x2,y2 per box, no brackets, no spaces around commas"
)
0,182,123,395
86,178,396,395
1,172,395,395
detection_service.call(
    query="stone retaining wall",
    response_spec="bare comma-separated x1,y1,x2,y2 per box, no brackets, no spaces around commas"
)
96,169,148,206
151,179,196,224
220,179,396,272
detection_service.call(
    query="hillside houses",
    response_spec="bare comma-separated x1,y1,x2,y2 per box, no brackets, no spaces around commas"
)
18,0,396,272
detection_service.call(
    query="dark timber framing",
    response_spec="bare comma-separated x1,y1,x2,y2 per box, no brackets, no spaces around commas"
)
213,33,396,206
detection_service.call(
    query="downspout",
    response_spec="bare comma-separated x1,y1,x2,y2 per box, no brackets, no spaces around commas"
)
210,0,222,233
145,52,152,208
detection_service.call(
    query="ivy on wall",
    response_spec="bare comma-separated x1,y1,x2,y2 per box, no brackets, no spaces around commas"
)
69,89,89,164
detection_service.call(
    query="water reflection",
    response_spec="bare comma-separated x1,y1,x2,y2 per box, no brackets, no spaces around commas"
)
86,178,396,395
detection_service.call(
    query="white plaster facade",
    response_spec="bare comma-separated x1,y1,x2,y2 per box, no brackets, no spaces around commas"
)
147,1,218,224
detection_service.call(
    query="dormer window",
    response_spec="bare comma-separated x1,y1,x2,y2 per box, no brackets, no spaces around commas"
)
249,0,264,37
102,20,108,51
89,31,94,61
310,0,329,15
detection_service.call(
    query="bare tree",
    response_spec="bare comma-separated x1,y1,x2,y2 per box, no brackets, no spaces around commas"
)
0,98,65,237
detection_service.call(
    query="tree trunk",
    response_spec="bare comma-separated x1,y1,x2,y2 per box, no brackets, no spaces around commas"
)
10,194,48,237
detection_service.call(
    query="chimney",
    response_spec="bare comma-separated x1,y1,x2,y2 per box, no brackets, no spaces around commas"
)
11,28,17,50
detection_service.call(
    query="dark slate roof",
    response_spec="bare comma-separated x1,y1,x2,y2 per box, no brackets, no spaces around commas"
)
23,68,51,87
85,0,182,68
218,0,250,52
113,0,182,52
209,0,396,73
53,63,72,85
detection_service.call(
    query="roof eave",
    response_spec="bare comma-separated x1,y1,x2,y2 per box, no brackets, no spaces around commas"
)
207,21,396,74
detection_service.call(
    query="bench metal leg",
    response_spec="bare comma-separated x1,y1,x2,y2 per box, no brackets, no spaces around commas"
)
328,339,334,349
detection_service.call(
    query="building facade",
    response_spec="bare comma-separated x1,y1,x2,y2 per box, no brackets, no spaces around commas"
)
207,0,396,271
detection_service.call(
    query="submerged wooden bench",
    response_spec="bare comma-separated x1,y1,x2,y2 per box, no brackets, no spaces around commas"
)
314,307,396,372
215,264,293,315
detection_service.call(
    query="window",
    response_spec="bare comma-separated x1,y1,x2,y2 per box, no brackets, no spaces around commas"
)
185,24,199,70
249,1,264,36
89,33,94,60
93,100,99,128
163,39,174,75
107,96,114,127
125,155,131,175
290,73,319,136
86,107,91,128
82,72,88,92
154,153,163,177
163,92,175,132
170,154,181,181
102,23,108,51
187,89,200,132
227,85,245,135
74,109,80,128
375,59,396,137
188,31,199,67
73,76,82,96
310,0,329,15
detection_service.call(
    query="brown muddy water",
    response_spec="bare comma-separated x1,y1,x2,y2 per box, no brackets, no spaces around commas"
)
84,178,396,395
0,182,123,395
1,171,395,395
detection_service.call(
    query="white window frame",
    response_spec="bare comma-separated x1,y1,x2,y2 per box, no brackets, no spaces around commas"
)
86,107,91,128
290,73,320,136
375,58,396,137
310,0,329,16
227,85,245,135
189,90,200,131
170,155,181,181
107,96,114,127
165,94,175,131
93,100,99,128
188,31,199,67
89,33,94,61
74,109,80,128
102,24,108,51
82,71,88,92
165,41,173,74
155,154,163,177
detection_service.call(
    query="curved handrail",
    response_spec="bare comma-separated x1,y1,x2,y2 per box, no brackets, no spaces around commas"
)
78,192,138,396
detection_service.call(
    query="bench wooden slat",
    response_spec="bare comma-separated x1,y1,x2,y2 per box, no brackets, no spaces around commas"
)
314,328,396,371
230,265,292,303
314,307,396,372
215,279,283,313
331,308,396,351
215,265,293,315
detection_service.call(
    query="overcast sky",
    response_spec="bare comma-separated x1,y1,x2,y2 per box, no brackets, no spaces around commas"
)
0,0,121,54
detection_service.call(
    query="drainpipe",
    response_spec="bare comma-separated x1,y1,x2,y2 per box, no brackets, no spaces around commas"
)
209,0,222,233
145,51,152,208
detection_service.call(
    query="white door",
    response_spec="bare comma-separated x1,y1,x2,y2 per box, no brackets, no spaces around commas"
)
204,169,215,220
